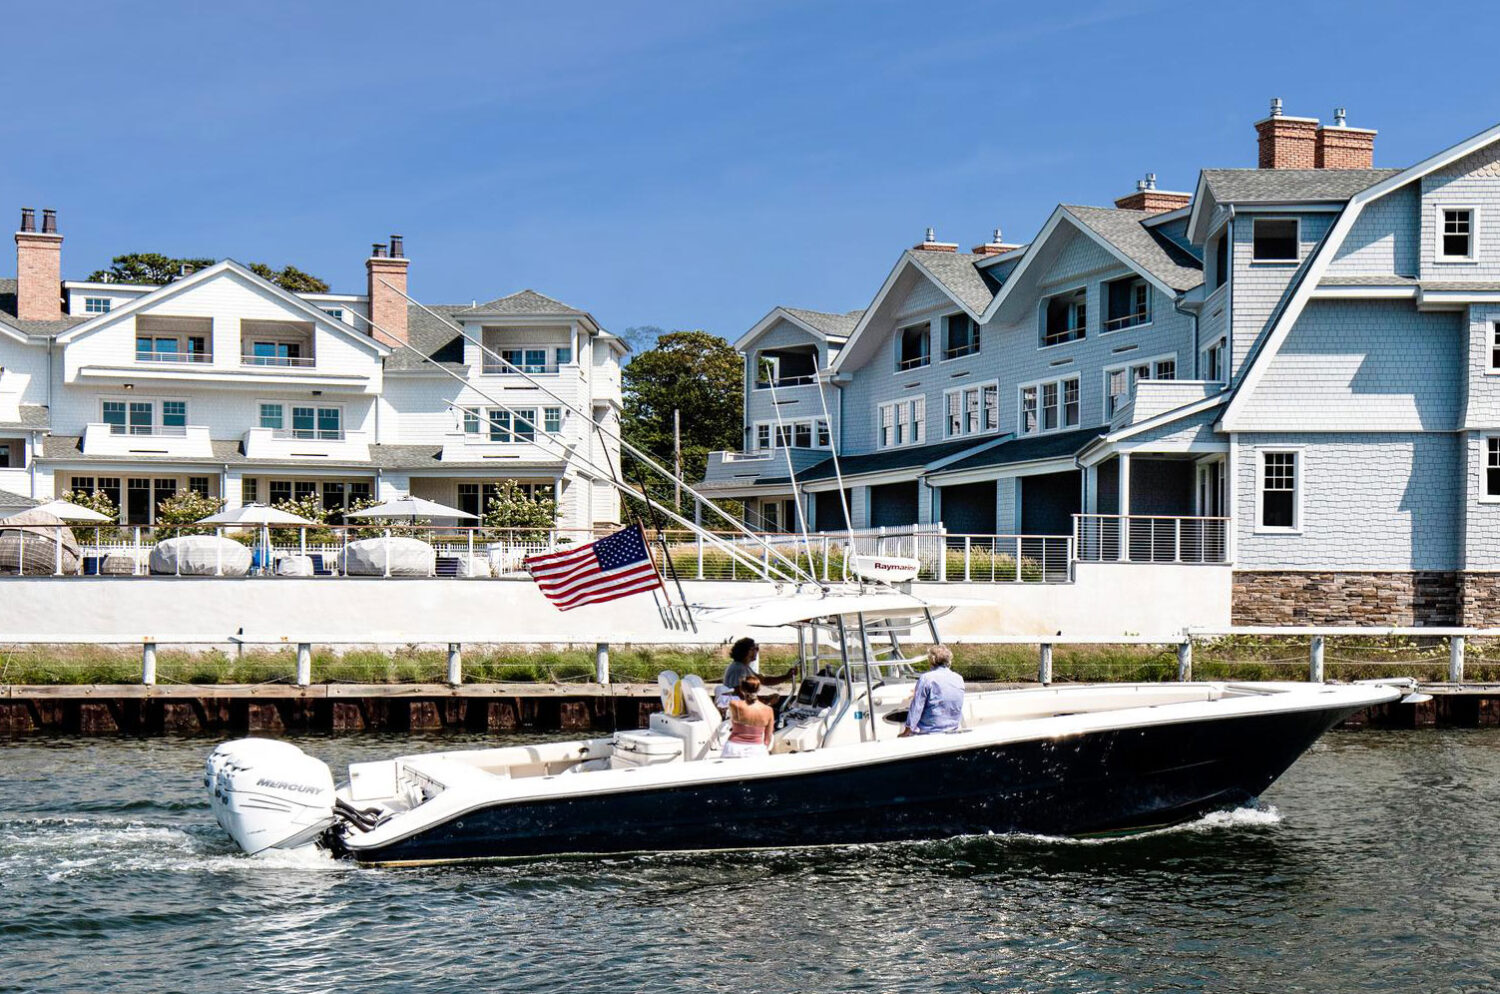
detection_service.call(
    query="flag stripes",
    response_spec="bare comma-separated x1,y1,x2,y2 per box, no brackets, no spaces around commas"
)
524,524,664,611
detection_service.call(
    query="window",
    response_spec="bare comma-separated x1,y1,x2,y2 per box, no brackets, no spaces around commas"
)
544,407,562,433
294,481,317,502
323,308,344,320
756,424,772,451
1487,437,1500,499
817,420,831,447
945,385,996,438
1042,289,1087,347
1019,377,1080,434
1252,218,1299,262
1439,207,1476,261
1104,355,1178,418
755,419,830,449
1212,233,1229,289
896,324,930,370
0,441,11,468
942,314,980,359
84,297,111,314
878,397,925,448
490,347,563,375
1104,277,1152,331
136,334,208,363
485,409,538,443
268,480,293,505
1204,339,1227,384
284,405,341,440
555,346,572,366
259,403,284,430
161,401,187,429
243,478,258,504
462,408,480,434
251,340,302,366
1258,450,1300,531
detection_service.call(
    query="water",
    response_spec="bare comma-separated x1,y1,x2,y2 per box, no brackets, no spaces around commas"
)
3,731,1499,993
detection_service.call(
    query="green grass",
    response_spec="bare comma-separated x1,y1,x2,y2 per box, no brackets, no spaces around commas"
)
4,636,1499,686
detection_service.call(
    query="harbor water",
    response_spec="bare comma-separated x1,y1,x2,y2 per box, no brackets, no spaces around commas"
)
2,730,1498,993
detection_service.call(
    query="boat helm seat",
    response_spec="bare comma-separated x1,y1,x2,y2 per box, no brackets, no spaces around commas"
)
646,674,723,761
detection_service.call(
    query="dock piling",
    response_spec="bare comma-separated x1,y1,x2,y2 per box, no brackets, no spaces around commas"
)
296,643,312,687
141,641,157,685
447,643,463,686
1450,636,1466,683
1177,639,1193,681
596,642,610,684
1038,643,1053,685
1309,635,1326,683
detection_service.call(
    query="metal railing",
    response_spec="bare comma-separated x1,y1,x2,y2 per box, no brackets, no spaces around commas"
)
482,362,560,375
895,354,930,371
241,355,316,368
1102,310,1151,332
1041,324,1085,347
271,427,345,441
1073,513,1230,564
106,424,189,437
942,341,980,360
136,351,212,364
754,374,817,389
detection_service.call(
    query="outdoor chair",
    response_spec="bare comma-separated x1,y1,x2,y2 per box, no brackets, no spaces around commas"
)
308,553,335,576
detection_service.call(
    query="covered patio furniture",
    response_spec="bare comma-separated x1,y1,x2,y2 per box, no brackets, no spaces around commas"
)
276,555,315,577
340,536,436,577
196,504,319,573
149,535,252,576
0,509,82,576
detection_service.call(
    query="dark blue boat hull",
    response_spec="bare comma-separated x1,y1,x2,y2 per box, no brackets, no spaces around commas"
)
349,705,1358,864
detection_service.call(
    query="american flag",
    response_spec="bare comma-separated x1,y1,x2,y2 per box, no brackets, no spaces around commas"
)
524,524,664,611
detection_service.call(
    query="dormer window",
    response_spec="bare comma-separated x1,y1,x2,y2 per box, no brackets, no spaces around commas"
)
1251,218,1298,262
1041,289,1086,347
896,323,930,370
1103,277,1151,332
942,314,979,359
1438,207,1476,261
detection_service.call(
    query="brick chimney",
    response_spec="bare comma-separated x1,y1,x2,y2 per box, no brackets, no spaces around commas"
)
1113,173,1192,213
912,226,958,253
971,227,1024,256
365,234,408,345
1255,98,1320,169
1315,107,1376,169
15,207,63,322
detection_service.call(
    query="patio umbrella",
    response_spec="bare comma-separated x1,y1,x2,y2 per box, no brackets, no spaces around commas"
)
197,504,320,571
344,495,477,523
30,499,113,523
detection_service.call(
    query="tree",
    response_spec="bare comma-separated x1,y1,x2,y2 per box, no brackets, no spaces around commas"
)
482,481,558,541
619,325,663,363
87,252,329,292
155,490,224,536
63,488,124,542
621,330,743,499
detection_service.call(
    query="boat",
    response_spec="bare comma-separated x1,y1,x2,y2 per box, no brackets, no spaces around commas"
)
205,589,1407,865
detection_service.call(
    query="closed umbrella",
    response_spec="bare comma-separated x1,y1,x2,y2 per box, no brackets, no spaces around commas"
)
197,504,319,573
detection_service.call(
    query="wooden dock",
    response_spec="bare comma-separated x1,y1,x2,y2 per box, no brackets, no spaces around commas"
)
3,680,1500,736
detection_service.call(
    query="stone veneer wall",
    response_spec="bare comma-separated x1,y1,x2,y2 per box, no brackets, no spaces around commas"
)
1232,571,1460,626
1458,574,1500,626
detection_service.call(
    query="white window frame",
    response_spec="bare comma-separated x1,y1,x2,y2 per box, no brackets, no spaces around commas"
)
1254,447,1303,534
1103,353,1178,419
753,418,831,450
100,395,189,435
1017,376,1080,436
877,395,926,449
1101,277,1153,333
755,423,772,451
1251,216,1301,264
1436,205,1479,263
943,380,1000,439
1481,434,1500,503
940,312,981,361
84,297,112,314
894,323,932,372
1202,336,1228,384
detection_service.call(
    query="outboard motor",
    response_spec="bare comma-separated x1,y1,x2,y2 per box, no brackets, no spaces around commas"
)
205,738,337,855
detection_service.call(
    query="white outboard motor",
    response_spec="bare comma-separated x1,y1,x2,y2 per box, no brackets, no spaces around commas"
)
205,738,337,855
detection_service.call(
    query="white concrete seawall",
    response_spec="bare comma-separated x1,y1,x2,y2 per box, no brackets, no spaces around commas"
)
0,564,1230,646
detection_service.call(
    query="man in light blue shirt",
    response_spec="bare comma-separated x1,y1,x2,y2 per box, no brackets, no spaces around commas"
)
900,645,965,736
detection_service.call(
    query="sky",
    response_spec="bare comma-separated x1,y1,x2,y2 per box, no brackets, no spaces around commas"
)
4,0,1499,345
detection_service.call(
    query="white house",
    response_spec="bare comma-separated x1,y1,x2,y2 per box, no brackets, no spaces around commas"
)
0,212,626,532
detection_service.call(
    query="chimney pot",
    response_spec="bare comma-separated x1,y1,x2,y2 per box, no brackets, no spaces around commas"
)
19,208,35,233
1270,97,1283,117
1145,172,1157,190
924,226,936,243
371,242,386,258
41,209,57,234
178,263,193,278
389,234,404,258
1334,107,1347,127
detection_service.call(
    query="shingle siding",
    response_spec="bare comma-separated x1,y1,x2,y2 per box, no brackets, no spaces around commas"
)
1232,300,1463,431
1421,141,1500,280
1234,431,1463,571
1229,211,1333,379
1326,182,1419,278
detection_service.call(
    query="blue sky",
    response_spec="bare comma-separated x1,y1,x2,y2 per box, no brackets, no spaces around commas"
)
3,0,1496,344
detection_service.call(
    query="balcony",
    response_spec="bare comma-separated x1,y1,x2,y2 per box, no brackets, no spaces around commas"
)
136,350,212,365
754,374,817,390
242,426,370,462
82,422,214,459
1102,310,1150,332
1074,514,1229,564
241,355,317,369
481,360,560,375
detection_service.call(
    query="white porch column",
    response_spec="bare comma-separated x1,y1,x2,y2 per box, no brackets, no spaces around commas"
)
222,471,244,509
1116,453,1131,562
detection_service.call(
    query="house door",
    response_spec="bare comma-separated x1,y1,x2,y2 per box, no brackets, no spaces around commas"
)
1196,459,1226,516
126,479,152,525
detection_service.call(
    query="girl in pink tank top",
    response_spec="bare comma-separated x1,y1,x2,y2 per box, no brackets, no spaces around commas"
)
723,673,773,759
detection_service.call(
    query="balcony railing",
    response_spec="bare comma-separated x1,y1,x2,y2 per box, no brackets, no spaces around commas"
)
943,342,980,360
1103,310,1151,332
241,355,316,368
1073,514,1229,564
896,354,930,371
107,424,189,437
482,362,560,375
136,350,212,364
271,428,345,441
754,374,817,389
1041,324,1086,347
